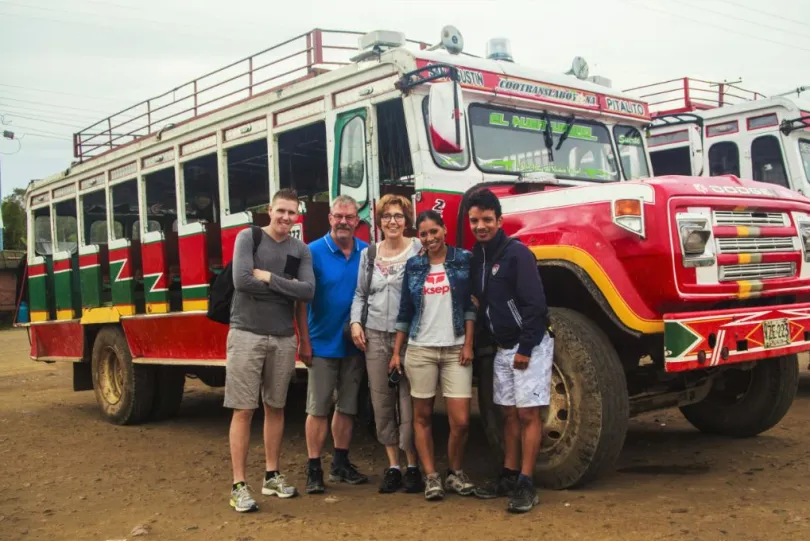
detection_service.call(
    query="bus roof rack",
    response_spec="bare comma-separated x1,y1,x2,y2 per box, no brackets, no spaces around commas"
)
623,77,766,117
72,28,435,163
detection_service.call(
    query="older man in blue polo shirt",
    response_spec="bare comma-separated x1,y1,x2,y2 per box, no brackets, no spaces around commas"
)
296,195,369,494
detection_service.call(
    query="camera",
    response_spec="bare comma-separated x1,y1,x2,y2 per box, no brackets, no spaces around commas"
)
388,367,401,388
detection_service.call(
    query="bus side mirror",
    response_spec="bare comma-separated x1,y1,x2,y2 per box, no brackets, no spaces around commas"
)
428,81,466,154
689,126,704,176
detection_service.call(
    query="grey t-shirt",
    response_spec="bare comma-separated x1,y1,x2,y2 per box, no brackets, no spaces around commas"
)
230,227,315,336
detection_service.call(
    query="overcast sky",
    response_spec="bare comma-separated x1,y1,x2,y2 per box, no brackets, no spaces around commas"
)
1,0,808,196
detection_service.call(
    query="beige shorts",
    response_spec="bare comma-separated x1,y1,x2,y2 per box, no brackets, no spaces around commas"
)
404,344,472,399
224,328,297,410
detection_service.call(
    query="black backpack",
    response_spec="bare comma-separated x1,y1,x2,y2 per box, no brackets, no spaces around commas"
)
207,226,263,325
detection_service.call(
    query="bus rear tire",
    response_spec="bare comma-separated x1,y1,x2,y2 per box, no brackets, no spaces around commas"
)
149,366,186,421
91,326,155,425
680,355,799,437
477,307,629,489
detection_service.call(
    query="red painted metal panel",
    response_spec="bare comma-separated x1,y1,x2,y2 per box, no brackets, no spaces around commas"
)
141,239,169,292
29,263,47,278
79,253,99,268
221,225,247,266
665,302,810,373
30,322,84,359
53,258,72,273
121,314,228,360
179,232,209,287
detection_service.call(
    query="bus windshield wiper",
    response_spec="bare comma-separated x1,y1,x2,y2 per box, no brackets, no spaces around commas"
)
555,114,576,151
542,110,554,161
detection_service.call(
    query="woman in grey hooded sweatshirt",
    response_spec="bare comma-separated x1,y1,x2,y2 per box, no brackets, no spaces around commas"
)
350,193,422,494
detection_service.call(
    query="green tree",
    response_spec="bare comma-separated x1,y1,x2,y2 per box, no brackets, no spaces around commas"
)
2,187,27,251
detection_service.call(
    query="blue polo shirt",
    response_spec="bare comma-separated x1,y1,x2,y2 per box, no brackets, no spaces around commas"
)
307,233,368,358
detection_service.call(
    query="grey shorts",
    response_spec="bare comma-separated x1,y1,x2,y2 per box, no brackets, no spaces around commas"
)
223,328,297,410
493,333,554,408
306,354,365,417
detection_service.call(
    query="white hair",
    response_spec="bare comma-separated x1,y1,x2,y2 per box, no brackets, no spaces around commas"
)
331,195,358,212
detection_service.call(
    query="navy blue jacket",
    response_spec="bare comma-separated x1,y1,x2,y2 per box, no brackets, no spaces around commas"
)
471,229,549,356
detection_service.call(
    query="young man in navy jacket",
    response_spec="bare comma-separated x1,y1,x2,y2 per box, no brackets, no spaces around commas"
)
467,188,554,513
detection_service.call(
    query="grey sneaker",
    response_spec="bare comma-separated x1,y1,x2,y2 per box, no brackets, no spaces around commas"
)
262,473,298,498
230,483,258,512
424,473,445,501
445,470,475,496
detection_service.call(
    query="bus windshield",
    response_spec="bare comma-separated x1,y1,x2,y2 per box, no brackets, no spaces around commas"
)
469,105,619,182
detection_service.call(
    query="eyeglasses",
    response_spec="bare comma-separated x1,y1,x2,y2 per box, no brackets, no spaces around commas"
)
381,213,405,222
330,213,357,222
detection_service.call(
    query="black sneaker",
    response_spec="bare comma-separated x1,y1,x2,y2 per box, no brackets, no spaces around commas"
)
507,477,539,513
379,468,403,493
306,468,325,494
329,462,369,485
403,467,425,494
474,473,517,499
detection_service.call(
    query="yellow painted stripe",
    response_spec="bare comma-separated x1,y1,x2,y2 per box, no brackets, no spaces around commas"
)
183,299,208,312
30,311,49,322
739,253,752,264
737,280,763,299
529,246,664,334
734,205,748,211
736,226,751,237
81,306,122,324
146,302,170,314
56,309,75,321
115,304,137,316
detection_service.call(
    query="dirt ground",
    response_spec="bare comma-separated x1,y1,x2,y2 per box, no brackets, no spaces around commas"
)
1,328,810,541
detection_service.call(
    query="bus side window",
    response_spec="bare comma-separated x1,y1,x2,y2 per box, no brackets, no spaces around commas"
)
708,142,740,177
34,207,53,256
226,138,270,226
376,98,414,198
182,153,221,266
751,135,789,188
111,180,139,240
54,199,78,255
144,168,179,278
277,121,329,240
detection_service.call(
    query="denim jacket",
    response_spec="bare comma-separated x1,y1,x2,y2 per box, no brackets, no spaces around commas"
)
395,245,477,339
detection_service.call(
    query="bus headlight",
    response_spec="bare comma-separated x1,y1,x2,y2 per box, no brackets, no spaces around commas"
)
797,220,810,261
677,213,714,267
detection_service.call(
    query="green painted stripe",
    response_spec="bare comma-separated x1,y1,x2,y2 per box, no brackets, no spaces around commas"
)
181,285,208,300
418,188,464,195
221,221,251,230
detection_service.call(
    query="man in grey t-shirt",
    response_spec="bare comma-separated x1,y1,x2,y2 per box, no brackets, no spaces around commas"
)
226,188,314,513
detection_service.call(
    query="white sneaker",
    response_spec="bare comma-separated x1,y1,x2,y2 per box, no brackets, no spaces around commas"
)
445,470,475,496
262,473,298,498
230,483,258,512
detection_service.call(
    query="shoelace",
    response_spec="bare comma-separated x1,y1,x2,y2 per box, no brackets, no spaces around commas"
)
234,484,254,502
273,474,289,487
455,471,472,486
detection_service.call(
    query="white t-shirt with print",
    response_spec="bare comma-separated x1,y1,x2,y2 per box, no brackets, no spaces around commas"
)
410,263,464,347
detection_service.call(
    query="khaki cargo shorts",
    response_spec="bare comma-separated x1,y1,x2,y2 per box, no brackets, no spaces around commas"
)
224,327,297,410
404,344,472,399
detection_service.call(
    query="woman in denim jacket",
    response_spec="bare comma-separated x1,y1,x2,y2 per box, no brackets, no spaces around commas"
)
390,210,477,501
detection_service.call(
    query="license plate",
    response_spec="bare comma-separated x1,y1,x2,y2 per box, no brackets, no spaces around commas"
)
763,318,790,349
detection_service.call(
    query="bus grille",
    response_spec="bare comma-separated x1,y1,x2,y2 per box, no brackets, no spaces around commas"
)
719,262,795,282
716,237,796,253
713,210,788,227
